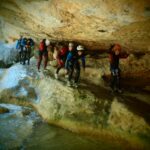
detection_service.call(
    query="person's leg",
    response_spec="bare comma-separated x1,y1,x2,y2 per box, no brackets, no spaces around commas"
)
57,60,64,74
43,51,48,70
27,47,31,65
56,65,62,74
116,76,120,88
67,64,74,86
19,51,22,64
113,75,118,90
110,72,116,91
23,50,27,65
74,63,80,84
54,65,62,79
116,69,122,93
37,51,43,71
20,46,24,64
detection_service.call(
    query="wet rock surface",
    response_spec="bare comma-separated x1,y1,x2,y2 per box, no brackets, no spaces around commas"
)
0,106,9,114
0,103,123,150
0,57,150,149
0,103,41,149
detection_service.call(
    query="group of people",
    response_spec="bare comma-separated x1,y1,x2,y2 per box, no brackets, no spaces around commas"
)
16,36,129,92
37,39,85,88
16,36,34,65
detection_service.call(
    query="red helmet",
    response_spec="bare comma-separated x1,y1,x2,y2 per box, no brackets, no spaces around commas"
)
113,44,121,52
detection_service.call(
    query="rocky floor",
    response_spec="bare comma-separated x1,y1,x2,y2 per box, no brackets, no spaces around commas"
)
0,57,150,149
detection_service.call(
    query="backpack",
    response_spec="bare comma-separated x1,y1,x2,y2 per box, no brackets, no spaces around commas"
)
29,38,34,47
16,39,21,49
21,38,27,46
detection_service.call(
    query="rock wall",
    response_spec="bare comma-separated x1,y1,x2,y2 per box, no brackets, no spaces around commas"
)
0,0,150,51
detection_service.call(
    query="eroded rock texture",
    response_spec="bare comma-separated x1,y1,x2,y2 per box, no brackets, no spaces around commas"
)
0,0,150,51
0,58,150,149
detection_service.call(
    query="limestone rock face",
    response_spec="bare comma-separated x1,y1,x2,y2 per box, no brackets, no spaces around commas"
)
0,0,150,51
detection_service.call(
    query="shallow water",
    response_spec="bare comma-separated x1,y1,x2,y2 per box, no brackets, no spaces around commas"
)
24,123,122,150
0,104,122,150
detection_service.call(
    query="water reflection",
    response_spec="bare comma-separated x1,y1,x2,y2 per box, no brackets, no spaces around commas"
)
0,104,120,150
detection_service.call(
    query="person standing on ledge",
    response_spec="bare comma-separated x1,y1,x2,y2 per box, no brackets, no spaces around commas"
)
37,39,50,72
65,44,85,88
54,42,68,79
16,35,26,64
109,44,129,93
25,38,34,65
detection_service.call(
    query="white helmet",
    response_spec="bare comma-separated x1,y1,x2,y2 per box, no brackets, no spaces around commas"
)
77,45,84,51
45,39,50,46
68,42,74,47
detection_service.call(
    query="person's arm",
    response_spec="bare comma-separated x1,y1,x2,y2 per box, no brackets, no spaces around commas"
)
119,52,129,59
